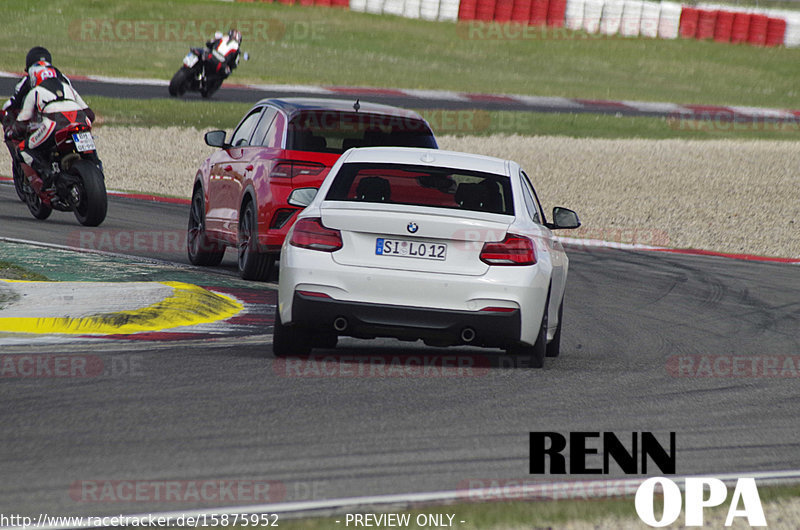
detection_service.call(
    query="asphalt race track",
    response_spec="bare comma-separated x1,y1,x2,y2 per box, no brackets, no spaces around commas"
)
0,76,682,117
1,181,799,518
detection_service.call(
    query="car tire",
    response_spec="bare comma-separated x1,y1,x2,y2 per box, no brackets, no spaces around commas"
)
238,200,274,281
187,186,225,266
545,299,563,358
273,311,311,357
507,290,549,369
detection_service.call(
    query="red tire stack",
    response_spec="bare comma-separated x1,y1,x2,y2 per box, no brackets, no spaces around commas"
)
459,0,479,19
494,0,514,22
511,0,533,23
475,0,497,20
730,12,751,44
766,17,787,46
714,11,734,43
695,10,717,40
748,14,769,45
546,0,566,27
680,7,700,38
529,0,549,25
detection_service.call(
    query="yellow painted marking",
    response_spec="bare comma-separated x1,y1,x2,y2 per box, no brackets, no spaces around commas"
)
0,281,243,335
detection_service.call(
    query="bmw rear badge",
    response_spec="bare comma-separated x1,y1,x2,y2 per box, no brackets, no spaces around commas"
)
407,222,418,234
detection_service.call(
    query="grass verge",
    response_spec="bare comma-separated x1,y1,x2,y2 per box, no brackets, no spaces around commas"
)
90,96,800,140
0,260,49,281
3,0,800,109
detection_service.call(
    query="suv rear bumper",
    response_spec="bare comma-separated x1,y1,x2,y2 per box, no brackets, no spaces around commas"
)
291,291,520,347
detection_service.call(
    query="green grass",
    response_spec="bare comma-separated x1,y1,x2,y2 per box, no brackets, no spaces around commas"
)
91,96,800,140
204,483,800,529
0,261,49,281
4,0,800,110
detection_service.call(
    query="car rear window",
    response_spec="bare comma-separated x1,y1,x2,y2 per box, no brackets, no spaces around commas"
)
325,163,514,215
286,111,437,154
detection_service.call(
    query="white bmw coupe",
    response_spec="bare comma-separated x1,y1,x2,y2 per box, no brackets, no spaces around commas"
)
275,147,580,368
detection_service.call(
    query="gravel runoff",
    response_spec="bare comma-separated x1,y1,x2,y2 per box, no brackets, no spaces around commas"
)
2,128,798,258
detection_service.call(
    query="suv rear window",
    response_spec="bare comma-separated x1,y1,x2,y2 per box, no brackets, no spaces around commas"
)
286,111,437,154
325,163,514,215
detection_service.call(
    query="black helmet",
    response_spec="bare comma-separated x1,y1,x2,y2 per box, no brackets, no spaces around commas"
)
26,46,52,72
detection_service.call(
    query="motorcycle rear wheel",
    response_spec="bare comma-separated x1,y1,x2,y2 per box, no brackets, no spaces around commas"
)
169,68,191,97
24,180,52,220
70,159,107,226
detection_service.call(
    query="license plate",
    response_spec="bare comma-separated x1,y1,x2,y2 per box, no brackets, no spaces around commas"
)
72,132,95,152
183,52,199,68
375,238,447,261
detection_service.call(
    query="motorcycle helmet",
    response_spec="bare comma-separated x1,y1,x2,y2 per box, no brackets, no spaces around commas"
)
26,46,52,72
228,29,242,45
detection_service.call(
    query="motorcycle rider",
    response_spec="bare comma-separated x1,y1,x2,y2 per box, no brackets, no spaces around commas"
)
6,53,97,188
205,29,243,78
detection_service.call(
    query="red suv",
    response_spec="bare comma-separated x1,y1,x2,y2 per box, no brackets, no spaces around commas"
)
188,98,438,280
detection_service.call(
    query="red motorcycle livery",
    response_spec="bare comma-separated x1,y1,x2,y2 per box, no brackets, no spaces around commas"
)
2,109,108,227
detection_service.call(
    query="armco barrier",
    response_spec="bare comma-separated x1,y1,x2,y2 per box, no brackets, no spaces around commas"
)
620,0,643,37
730,11,750,43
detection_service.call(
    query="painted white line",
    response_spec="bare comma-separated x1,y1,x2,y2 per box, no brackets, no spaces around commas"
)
728,106,797,119
86,75,168,86
25,469,800,530
513,95,585,109
402,88,470,101
245,83,336,94
620,100,689,114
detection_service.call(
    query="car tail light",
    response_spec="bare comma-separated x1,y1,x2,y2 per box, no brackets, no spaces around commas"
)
479,306,517,312
480,234,536,266
270,161,325,179
290,218,342,252
297,290,331,298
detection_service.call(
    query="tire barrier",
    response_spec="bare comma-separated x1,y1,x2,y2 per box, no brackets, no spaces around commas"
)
237,0,799,47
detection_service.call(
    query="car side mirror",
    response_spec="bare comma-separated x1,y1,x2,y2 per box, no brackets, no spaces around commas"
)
549,207,581,229
287,187,318,208
205,130,229,148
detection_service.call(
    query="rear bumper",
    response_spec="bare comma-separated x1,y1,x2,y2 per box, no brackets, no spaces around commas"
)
291,291,521,347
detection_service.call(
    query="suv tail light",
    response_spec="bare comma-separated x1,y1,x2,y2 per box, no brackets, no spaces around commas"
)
480,234,536,265
270,161,325,179
290,218,342,252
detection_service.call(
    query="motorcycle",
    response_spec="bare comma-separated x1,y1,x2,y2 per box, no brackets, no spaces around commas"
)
168,47,248,99
2,109,108,226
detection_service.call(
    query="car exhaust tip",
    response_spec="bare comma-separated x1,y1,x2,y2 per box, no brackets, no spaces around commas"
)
333,317,348,332
461,327,476,343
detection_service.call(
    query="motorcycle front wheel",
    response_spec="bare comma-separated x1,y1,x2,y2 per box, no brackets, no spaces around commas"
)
24,180,52,220
12,158,26,202
69,159,107,226
169,68,192,97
